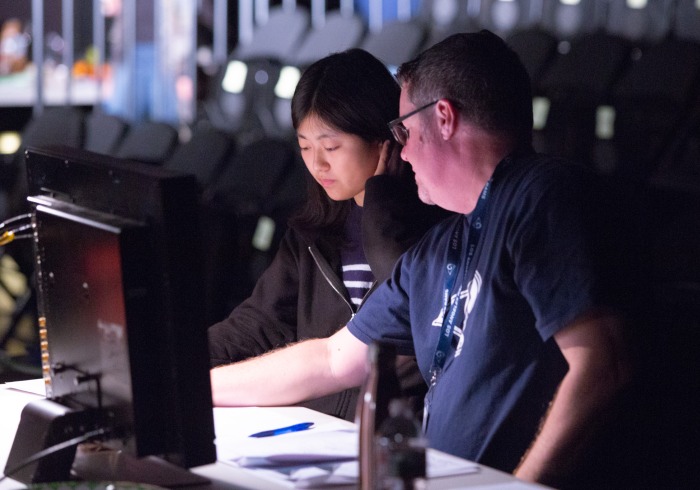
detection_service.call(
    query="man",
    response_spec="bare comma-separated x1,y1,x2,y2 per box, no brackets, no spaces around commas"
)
211,30,630,487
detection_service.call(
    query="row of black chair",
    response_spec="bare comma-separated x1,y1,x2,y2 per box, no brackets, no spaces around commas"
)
2,106,309,326
426,1,699,187
200,3,700,188
202,7,431,143
510,29,700,183
426,0,700,45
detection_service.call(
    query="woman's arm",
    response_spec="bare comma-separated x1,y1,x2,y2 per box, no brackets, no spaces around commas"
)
208,229,303,367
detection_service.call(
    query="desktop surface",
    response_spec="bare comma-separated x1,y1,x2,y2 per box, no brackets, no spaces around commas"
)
0,381,549,489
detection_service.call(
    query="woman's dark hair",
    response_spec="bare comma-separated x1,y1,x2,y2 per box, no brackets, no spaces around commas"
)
289,48,410,233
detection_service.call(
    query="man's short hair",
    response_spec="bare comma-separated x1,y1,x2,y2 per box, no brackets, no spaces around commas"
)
396,30,533,148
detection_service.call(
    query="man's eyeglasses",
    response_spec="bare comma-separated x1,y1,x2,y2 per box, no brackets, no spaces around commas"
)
388,100,438,146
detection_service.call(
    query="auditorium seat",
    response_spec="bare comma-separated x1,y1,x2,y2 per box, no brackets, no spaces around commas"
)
5,107,85,217
271,11,366,136
163,122,236,190
533,31,633,169
202,7,310,142
200,138,307,323
596,37,700,180
114,121,179,165
475,0,538,38
506,27,559,93
605,0,675,45
360,19,428,73
83,111,128,155
421,0,479,49
538,0,606,40
16,106,84,152
673,0,700,43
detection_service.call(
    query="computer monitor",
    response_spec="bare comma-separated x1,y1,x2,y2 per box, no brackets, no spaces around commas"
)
4,146,216,485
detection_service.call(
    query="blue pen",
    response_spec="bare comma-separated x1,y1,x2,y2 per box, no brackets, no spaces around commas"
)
249,422,315,438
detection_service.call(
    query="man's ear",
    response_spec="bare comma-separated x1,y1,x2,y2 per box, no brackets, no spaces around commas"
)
435,99,458,140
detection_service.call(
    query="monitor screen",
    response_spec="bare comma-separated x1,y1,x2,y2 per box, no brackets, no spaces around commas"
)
5,145,216,484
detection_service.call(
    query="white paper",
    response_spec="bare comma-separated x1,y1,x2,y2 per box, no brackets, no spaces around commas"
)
288,451,479,487
215,410,357,467
2,378,46,396
214,407,480,488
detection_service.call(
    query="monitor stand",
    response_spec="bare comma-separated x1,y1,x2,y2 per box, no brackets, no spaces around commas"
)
72,447,210,488
4,398,209,488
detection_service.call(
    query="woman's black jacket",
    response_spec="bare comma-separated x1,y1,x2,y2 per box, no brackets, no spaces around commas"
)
208,174,451,420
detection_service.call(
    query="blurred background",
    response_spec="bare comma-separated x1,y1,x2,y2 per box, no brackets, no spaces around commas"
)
0,0,699,177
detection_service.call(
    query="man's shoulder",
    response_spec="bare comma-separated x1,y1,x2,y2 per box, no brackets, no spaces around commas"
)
498,152,594,194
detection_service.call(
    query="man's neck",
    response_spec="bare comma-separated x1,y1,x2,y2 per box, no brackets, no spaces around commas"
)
456,140,510,214
435,121,515,214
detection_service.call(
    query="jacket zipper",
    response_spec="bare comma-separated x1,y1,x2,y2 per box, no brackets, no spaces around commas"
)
308,245,377,320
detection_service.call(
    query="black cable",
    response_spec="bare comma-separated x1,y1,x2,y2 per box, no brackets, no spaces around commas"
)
0,426,111,484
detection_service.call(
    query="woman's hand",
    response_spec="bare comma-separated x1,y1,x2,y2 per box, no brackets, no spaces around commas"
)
374,140,390,176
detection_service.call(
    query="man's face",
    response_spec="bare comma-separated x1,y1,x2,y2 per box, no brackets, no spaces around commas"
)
398,90,441,206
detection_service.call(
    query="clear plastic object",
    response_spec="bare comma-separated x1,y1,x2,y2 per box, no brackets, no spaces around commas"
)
375,398,427,490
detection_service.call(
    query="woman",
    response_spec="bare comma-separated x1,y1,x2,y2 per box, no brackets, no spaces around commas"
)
208,49,449,420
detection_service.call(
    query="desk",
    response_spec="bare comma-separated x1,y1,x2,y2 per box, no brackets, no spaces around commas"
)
0,383,548,489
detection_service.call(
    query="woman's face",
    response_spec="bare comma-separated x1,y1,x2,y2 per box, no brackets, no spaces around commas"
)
297,115,381,206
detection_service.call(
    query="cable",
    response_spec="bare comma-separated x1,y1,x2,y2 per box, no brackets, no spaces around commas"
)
0,213,32,232
6,232,32,241
0,426,111,484
0,221,34,246
0,230,31,246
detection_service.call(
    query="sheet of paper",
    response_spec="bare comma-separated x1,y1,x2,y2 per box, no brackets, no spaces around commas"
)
214,407,357,467
287,450,480,487
214,407,479,488
222,451,480,488
2,378,46,396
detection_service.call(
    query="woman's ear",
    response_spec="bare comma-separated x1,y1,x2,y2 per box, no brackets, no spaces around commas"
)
373,140,390,176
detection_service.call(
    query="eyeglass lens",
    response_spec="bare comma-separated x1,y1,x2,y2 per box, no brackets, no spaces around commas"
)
391,124,409,146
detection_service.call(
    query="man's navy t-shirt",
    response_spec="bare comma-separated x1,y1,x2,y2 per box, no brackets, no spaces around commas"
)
348,154,606,472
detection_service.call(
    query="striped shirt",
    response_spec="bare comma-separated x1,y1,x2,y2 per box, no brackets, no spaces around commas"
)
341,202,375,310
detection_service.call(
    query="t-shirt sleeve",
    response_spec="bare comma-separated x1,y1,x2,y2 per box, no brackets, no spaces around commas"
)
347,253,416,356
509,166,601,341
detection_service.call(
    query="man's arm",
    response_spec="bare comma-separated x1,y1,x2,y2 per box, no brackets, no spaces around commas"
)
211,326,369,407
514,311,630,485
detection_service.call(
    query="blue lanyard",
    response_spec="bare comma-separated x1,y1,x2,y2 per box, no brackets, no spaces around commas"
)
428,179,492,388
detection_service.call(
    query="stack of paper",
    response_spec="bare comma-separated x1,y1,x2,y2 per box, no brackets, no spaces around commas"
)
213,408,479,488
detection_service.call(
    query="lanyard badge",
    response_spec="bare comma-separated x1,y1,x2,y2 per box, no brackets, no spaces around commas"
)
423,179,492,432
